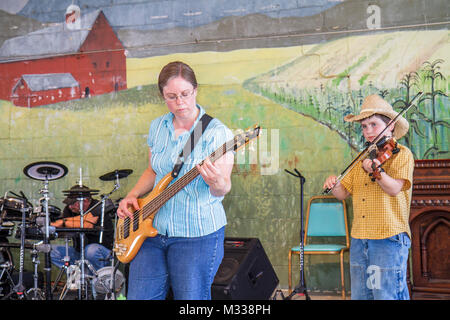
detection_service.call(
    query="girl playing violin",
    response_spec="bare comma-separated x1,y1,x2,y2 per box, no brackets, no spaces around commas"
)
323,94,414,300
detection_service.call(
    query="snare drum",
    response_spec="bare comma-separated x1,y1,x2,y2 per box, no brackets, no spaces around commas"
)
0,197,32,221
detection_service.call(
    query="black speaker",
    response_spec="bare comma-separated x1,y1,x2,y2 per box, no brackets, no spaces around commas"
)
212,237,279,300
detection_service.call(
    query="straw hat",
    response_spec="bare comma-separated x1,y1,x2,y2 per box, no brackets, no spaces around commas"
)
344,94,409,139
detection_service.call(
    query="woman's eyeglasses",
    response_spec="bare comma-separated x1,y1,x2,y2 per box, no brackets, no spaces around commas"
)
164,89,195,101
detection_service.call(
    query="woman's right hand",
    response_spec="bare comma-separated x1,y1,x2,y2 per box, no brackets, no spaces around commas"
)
117,196,140,219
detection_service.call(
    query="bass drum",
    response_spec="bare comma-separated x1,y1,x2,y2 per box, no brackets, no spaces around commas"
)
92,266,125,295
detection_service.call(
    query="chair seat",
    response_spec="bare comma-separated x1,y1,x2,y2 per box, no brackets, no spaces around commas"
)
291,244,347,252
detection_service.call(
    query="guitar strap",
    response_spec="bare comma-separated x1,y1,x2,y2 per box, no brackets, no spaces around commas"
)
171,113,213,178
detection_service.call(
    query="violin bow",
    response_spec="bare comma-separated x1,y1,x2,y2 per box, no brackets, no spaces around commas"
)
323,91,423,194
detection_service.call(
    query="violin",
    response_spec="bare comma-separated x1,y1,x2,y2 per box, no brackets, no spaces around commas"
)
367,136,400,181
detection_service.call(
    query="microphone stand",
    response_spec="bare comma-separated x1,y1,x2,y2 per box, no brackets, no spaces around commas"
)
285,168,310,300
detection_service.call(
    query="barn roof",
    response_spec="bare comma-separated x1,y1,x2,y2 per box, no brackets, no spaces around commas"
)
0,10,101,62
16,73,79,92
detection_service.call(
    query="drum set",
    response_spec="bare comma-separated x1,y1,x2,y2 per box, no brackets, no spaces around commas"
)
0,161,132,300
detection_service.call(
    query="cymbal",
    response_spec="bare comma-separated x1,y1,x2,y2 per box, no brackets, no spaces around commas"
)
23,161,68,181
99,169,133,181
62,186,99,197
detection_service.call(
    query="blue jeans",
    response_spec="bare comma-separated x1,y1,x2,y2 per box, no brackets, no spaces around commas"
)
51,243,112,271
127,227,225,300
350,233,411,300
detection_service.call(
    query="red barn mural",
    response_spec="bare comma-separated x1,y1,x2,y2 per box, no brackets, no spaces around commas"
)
0,10,127,107
11,73,81,107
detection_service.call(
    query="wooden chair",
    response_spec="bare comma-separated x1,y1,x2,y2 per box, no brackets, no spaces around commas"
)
288,195,349,299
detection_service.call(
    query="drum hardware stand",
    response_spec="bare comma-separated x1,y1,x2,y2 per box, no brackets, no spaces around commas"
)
51,236,71,298
93,185,120,300
0,190,12,296
95,169,131,300
85,171,122,300
107,213,122,300
52,234,98,301
77,189,89,300
0,254,14,299
39,176,54,300
97,210,124,300
61,173,117,300
3,199,30,300
73,255,97,300
284,168,310,300
26,241,48,300
50,232,97,300
59,189,95,300
53,168,130,300
84,172,120,245
23,161,68,300
74,170,99,300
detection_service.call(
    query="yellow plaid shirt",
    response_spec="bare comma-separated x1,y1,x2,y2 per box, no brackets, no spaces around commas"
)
341,143,414,239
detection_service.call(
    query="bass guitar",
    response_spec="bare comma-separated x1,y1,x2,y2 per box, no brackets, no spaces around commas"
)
114,125,261,263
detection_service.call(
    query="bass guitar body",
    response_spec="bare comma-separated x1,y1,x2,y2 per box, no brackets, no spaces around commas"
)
114,173,173,264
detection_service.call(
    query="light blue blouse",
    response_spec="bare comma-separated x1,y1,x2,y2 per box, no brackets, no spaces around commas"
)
147,105,234,237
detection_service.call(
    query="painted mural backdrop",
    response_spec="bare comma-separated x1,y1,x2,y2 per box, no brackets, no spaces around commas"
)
0,0,448,291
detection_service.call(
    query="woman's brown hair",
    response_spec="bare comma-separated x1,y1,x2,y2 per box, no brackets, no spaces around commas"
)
158,61,198,95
